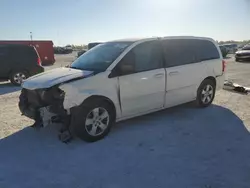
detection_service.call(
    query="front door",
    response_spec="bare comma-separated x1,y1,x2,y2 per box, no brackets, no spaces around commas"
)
116,40,166,117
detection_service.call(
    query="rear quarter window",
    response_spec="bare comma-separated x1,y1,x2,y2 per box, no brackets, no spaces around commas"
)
195,40,220,61
162,39,220,68
15,46,38,60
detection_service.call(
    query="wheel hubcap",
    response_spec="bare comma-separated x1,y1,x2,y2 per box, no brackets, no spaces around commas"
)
201,84,214,104
14,73,26,84
85,107,110,136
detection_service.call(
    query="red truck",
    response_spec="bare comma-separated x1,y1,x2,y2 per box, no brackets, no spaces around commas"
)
0,40,55,66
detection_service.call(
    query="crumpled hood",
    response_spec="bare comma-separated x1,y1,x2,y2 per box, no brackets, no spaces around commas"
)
22,67,93,90
236,50,250,54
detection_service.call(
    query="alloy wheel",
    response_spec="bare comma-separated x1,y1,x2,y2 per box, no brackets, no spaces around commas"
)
85,107,110,136
13,72,26,84
201,84,214,104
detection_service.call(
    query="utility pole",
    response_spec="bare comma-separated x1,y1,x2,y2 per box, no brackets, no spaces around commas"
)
30,32,33,41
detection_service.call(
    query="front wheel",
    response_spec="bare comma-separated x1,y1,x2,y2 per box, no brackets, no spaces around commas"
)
196,79,216,108
72,99,115,142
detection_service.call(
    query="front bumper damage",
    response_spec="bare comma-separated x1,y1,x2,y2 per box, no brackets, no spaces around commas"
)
19,87,72,142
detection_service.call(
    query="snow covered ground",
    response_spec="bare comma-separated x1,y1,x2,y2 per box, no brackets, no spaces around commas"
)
0,54,250,188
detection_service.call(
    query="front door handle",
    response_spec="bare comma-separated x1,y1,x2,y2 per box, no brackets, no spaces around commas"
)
169,71,179,76
154,73,164,78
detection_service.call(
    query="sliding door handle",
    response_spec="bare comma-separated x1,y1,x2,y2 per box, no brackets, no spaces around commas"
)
169,71,179,76
154,73,164,78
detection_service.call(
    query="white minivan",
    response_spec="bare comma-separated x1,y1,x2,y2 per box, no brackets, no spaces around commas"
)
19,36,225,142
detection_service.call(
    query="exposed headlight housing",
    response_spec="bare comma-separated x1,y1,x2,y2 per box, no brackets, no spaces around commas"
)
37,87,65,105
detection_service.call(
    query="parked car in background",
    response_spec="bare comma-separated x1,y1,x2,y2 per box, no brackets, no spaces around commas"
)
219,45,229,58
0,40,55,66
0,44,44,85
77,49,87,57
237,44,245,49
54,46,73,54
65,45,73,50
235,45,250,62
88,42,102,50
76,43,102,58
19,36,225,142
223,43,238,54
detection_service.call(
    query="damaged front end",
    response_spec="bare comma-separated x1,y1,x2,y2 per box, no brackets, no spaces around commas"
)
18,67,95,142
19,86,72,142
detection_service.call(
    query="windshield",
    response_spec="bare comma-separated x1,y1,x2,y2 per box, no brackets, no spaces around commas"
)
71,42,133,72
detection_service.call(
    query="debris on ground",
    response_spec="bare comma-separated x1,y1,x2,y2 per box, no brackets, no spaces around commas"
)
223,80,250,94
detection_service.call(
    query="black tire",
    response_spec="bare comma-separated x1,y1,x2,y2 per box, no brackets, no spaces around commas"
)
235,58,239,62
10,71,28,86
19,89,37,119
71,99,115,142
196,79,216,108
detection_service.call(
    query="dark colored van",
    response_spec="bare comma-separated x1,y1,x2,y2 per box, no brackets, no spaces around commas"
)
0,40,55,66
0,44,44,85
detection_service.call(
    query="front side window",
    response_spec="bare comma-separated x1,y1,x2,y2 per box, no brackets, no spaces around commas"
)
117,41,163,76
71,42,132,72
18,47,37,60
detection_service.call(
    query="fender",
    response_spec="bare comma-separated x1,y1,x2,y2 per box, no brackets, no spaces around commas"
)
59,74,122,118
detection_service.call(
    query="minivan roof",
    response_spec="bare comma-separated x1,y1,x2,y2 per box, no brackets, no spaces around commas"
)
109,36,215,43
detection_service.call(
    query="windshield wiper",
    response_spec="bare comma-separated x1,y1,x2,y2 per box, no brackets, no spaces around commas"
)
70,66,96,71
70,66,82,70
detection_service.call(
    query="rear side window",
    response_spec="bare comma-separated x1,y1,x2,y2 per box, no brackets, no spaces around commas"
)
13,46,38,61
20,47,38,59
162,39,220,67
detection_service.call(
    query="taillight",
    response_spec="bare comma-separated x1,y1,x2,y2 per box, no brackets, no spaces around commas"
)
222,60,226,72
37,57,41,66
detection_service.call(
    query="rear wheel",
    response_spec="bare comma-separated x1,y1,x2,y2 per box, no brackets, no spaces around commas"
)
10,71,28,86
235,58,239,62
72,99,115,142
196,79,216,107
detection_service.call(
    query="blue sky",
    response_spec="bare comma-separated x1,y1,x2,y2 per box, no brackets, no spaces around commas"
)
0,0,250,45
